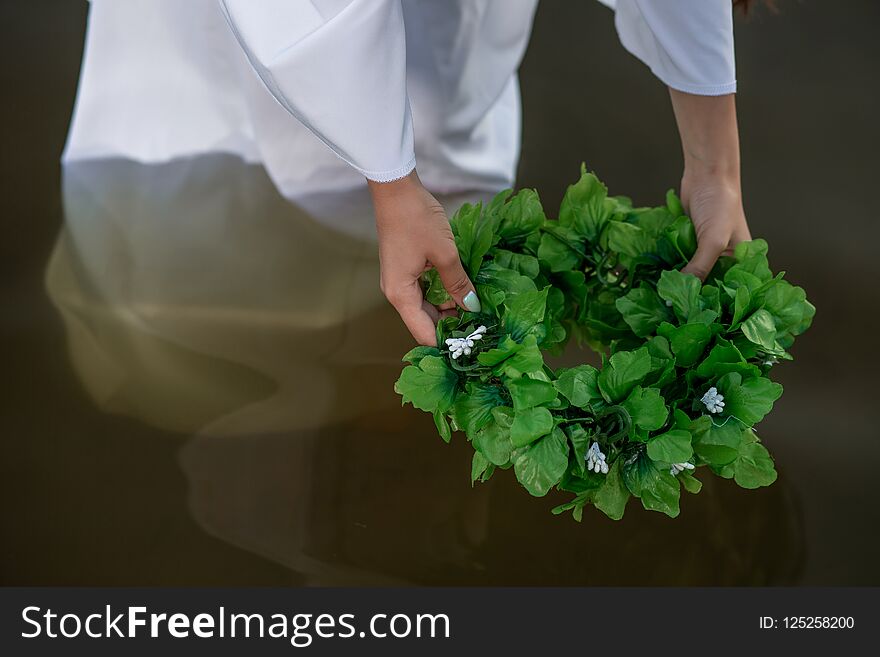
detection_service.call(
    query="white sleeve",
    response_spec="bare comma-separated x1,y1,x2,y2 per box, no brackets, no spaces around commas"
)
218,0,416,182
610,0,737,96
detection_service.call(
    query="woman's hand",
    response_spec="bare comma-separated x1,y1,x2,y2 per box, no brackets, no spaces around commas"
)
680,171,751,280
368,171,481,346
669,89,752,280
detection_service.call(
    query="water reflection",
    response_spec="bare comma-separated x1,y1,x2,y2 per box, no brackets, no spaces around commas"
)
46,156,804,585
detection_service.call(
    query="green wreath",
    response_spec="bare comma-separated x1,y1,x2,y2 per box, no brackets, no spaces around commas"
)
394,166,814,520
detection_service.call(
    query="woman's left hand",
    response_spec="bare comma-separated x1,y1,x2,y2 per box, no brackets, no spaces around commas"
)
668,89,752,280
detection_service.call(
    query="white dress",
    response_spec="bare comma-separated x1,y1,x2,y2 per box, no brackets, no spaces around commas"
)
63,0,736,197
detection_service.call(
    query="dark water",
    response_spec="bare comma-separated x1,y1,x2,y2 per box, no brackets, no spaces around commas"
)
2,1,879,585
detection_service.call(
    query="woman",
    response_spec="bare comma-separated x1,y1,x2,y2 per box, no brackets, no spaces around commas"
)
65,0,752,346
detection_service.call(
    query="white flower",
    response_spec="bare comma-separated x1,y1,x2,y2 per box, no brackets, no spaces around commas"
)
586,441,609,474
700,386,725,414
670,462,695,476
444,325,487,360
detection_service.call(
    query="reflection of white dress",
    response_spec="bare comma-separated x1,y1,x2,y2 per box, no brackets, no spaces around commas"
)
64,0,736,197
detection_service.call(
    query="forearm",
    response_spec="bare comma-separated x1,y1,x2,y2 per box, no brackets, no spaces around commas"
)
669,89,741,188
669,89,751,279
367,170,422,217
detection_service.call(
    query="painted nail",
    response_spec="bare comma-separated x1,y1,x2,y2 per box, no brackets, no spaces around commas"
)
462,291,481,313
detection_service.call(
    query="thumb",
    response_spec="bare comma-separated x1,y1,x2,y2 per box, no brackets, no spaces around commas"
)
433,244,481,313
681,234,726,282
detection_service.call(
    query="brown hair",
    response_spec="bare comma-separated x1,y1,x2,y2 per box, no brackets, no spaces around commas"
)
734,0,778,14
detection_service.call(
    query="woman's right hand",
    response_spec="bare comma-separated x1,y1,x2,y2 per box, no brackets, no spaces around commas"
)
368,171,481,346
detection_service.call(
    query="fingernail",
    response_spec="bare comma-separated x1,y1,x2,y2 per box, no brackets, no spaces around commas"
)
462,291,481,313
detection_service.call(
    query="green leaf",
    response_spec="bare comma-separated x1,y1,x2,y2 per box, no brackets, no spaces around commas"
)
565,423,592,478
477,334,544,377
476,336,520,366
433,411,452,443
662,215,697,262
740,308,778,352
695,339,760,379
691,418,742,467
666,189,685,217
450,202,498,276
423,268,452,305
605,221,656,257
593,459,630,520
476,262,538,295
401,345,441,366
502,335,545,377
688,309,719,326
492,248,540,278
724,266,763,297
729,284,751,328
621,386,668,431
700,284,722,316
537,231,582,273
657,322,713,367
394,356,457,413
471,451,491,484
492,406,515,429
643,336,676,388
598,347,651,403
496,188,546,242
474,283,506,317
452,382,506,436
734,238,769,261
679,470,702,494
647,334,674,360
484,188,513,216
506,377,557,410
553,365,601,409
558,166,610,242
623,451,681,518
734,239,772,281
716,372,784,426
582,293,633,345
732,431,778,489
553,270,588,308
762,280,815,341
503,287,549,342
509,407,555,448
512,426,569,496
632,206,676,239
646,429,693,464
551,496,588,521
473,420,513,465
657,269,701,324
616,286,673,337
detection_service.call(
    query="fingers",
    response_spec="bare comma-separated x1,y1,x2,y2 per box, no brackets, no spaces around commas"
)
385,279,440,346
420,300,458,321
689,221,751,266
730,224,752,247
437,298,457,311
422,300,440,323
431,243,481,312
681,234,726,281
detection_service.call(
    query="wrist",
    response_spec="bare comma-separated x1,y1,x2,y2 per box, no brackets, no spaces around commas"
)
669,89,742,191
367,170,421,204
682,162,740,191
680,169,743,213
683,153,740,187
